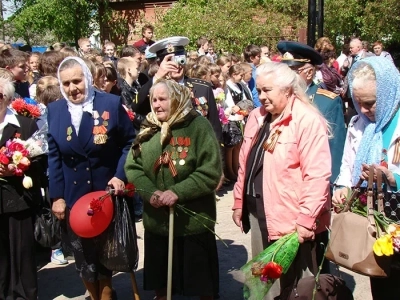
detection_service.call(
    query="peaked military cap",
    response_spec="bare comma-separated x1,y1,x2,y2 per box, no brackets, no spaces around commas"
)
277,41,323,67
148,36,190,58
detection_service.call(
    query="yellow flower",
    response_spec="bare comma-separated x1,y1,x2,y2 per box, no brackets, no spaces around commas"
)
387,224,400,237
373,234,394,256
12,151,23,165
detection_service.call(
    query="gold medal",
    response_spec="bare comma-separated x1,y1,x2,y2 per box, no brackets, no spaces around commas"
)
179,159,185,166
103,120,109,127
94,134,108,145
67,136,72,141
183,147,189,152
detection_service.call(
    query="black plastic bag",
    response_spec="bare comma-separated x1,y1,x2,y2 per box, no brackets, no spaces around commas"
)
222,121,243,147
97,196,138,272
34,206,61,248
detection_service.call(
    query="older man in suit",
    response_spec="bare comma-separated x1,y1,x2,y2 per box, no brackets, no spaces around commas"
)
341,38,375,123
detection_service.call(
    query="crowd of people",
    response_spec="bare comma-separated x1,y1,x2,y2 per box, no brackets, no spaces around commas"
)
0,22,398,300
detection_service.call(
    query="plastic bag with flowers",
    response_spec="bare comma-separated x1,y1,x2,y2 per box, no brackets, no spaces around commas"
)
0,123,48,188
241,232,300,300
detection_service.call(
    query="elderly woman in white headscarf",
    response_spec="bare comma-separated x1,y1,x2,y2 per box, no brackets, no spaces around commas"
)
48,56,135,300
125,79,222,300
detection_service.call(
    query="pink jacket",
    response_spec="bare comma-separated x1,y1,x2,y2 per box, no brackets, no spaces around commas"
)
233,97,331,240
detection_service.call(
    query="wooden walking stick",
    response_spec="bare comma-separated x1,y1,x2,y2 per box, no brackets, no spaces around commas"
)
130,272,140,300
167,206,175,300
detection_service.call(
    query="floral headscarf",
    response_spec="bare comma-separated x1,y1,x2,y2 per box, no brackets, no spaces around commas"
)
57,56,95,135
133,79,196,153
349,56,400,185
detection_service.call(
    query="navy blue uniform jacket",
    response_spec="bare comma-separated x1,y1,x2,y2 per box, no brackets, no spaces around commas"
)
47,92,136,208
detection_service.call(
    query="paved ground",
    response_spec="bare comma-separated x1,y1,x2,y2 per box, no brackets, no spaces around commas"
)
37,186,372,300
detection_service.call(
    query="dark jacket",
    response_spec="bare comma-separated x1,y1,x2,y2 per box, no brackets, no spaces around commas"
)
48,92,136,208
0,115,43,214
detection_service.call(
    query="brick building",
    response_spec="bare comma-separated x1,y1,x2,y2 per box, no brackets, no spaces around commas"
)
100,0,175,45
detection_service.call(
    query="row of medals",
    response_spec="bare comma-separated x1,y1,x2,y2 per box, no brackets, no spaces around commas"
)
170,146,189,166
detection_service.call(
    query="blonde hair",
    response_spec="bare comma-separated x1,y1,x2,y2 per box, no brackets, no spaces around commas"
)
240,62,252,73
36,76,62,106
0,68,14,81
187,63,210,80
0,77,15,100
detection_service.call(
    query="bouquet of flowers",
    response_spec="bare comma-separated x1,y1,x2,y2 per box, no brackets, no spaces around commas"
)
241,232,300,300
11,98,41,118
213,88,229,125
0,124,48,188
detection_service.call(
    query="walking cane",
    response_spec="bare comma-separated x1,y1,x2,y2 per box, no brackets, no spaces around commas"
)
130,272,140,300
167,206,175,300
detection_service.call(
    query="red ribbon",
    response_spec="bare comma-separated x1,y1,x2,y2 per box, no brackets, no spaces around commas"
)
153,151,178,177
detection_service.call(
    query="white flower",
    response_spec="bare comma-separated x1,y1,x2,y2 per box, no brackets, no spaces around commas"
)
22,175,33,189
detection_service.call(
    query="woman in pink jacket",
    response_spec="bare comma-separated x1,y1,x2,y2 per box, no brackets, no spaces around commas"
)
232,62,332,298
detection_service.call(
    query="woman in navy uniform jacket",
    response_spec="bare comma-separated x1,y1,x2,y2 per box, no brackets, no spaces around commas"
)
48,57,135,300
0,78,43,300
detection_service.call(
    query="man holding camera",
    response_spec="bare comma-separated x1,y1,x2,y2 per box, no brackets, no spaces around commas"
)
137,36,222,143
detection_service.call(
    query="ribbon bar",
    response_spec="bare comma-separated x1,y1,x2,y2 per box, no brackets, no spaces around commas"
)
153,151,178,177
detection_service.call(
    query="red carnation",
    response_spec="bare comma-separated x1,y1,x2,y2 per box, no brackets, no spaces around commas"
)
11,98,25,112
262,262,283,280
8,141,25,153
125,183,136,197
26,104,41,118
89,198,103,213
0,153,9,165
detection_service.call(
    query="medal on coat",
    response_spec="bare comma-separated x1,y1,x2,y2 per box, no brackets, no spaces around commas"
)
169,136,191,166
102,111,110,127
67,126,72,141
92,111,109,145
93,125,107,145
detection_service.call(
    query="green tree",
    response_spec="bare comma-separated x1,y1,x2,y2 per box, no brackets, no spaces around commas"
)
8,0,103,45
155,0,307,54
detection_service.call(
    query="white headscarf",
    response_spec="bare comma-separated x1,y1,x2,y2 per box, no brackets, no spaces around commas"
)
57,57,95,135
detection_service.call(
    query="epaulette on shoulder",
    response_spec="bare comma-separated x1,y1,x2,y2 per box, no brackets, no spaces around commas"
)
316,88,338,100
191,78,211,87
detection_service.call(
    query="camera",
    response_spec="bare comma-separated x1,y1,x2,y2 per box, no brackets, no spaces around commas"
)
173,55,187,66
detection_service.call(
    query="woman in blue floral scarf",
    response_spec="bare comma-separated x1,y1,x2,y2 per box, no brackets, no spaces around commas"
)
333,56,400,299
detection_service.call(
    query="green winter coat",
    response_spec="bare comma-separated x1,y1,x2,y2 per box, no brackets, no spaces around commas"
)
124,115,222,237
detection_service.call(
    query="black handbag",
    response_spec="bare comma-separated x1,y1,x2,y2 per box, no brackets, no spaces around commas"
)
34,187,61,248
222,121,242,147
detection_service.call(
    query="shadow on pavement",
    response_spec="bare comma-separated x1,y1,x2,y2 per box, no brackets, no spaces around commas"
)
38,263,86,299
217,239,248,299
329,262,356,292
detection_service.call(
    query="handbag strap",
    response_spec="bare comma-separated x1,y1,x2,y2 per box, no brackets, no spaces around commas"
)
342,178,363,212
367,165,376,226
376,168,385,214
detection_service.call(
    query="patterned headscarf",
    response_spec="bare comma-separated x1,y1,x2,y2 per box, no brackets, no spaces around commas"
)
134,79,196,149
57,56,95,135
349,56,400,185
